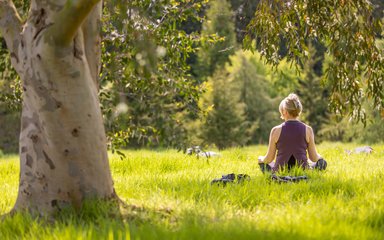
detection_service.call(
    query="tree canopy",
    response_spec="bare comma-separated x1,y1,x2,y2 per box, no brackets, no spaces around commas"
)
245,0,383,121
0,0,211,151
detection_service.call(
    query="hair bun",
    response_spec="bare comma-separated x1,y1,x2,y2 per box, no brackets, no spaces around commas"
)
293,100,298,109
281,93,302,117
287,93,298,101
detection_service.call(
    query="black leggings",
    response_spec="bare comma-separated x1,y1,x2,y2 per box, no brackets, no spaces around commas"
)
259,156,327,173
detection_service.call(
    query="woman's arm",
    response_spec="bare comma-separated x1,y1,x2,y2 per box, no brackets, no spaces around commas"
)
258,127,279,164
306,126,321,162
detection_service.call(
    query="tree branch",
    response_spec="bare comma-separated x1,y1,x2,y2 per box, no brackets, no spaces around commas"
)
49,0,101,46
81,1,102,86
0,0,22,64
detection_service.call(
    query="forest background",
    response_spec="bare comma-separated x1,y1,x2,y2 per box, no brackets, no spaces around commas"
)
0,0,383,155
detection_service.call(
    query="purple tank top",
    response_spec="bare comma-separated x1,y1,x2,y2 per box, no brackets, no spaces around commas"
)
273,121,308,171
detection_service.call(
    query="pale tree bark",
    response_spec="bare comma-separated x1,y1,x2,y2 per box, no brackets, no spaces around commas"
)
0,0,117,215
0,0,22,73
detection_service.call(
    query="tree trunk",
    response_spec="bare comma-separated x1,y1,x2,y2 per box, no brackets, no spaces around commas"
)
1,1,116,215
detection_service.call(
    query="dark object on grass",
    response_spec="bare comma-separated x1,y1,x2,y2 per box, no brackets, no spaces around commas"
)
211,173,251,186
259,163,272,173
314,158,327,170
271,174,308,183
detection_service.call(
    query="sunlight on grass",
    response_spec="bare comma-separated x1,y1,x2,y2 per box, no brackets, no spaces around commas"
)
1,143,384,239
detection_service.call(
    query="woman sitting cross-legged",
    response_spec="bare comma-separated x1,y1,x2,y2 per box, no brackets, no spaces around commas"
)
258,93,327,173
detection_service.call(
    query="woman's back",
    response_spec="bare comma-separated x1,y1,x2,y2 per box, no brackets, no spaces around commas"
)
274,120,308,171
258,93,324,173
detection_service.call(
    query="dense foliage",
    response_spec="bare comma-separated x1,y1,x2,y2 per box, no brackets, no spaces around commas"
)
196,0,236,79
101,1,209,150
0,0,211,152
245,0,384,121
0,0,383,152
200,69,251,149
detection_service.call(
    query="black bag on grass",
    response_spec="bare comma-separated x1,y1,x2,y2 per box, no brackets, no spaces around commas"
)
271,174,308,183
211,173,251,186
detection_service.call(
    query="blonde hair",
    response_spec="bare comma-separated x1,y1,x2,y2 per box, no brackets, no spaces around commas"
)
279,93,302,117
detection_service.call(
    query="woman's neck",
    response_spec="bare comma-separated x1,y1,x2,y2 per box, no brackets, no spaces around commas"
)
285,116,299,121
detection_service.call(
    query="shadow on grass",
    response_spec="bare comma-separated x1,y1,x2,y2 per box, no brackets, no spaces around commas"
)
0,199,173,239
1,174,382,240
0,196,320,240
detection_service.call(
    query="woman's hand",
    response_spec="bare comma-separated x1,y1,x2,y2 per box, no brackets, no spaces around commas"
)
258,156,265,164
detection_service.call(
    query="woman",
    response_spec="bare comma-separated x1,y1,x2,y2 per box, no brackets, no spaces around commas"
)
258,93,327,173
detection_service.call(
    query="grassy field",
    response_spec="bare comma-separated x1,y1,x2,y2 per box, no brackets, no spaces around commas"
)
1,142,384,239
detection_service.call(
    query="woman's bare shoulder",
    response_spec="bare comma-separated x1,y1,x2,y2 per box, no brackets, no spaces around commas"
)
304,123,314,142
271,124,283,141
304,124,314,133
271,124,283,132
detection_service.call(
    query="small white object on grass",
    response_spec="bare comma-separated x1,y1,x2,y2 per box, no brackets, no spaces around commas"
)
345,146,373,155
354,146,373,154
197,151,221,158
185,146,221,158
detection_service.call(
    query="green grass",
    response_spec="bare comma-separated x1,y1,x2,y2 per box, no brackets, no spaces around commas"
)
1,142,384,239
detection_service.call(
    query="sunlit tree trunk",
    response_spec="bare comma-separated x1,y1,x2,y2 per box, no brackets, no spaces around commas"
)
0,0,116,215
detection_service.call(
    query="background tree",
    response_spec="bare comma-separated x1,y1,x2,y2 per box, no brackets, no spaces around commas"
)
0,39,21,153
268,58,300,97
101,1,206,151
227,50,279,143
297,43,329,138
319,37,384,143
196,0,237,79
200,69,251,149
319,102,384,143
0,0,26,153
229,0,259,43
371,0,384,20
